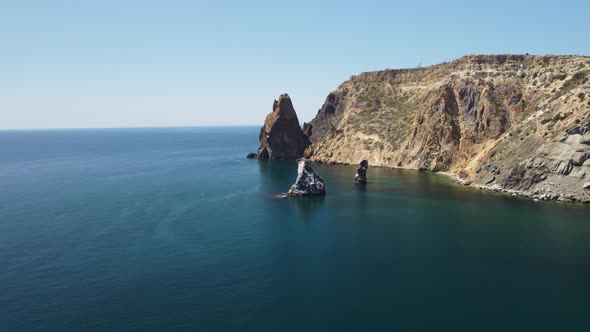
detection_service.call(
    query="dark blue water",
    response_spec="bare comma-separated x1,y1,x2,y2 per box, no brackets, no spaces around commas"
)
1,127,589,331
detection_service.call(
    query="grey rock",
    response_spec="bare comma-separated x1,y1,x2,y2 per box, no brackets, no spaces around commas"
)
288,159,326,196
246,152,257,159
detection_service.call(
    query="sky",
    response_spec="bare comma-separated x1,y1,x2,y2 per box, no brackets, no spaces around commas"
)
1,0,589,129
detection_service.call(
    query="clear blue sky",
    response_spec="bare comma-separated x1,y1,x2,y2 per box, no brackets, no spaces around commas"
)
1,0,588,129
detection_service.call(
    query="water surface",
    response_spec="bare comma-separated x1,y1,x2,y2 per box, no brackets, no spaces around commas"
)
1,127,589,331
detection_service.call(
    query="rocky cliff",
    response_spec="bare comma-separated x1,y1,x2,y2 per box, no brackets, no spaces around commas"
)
257,93,310,159
303,55,590,203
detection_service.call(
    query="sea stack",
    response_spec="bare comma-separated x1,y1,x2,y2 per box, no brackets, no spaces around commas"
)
288,159,326,196
257,93,311,159
355,160,369,183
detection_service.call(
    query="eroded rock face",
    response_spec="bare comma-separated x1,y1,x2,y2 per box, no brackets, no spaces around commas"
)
257,93,310,159
288,159,326,196
498,119,590,201
300,54,590,202
355,160,369,183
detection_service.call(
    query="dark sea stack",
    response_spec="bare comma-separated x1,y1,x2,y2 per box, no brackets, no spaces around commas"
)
257,93,311,159
288,159,326,196
355,160,369,183
246,152,257,159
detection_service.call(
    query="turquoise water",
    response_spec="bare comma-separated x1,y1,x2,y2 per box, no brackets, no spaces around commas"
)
1,127,589,331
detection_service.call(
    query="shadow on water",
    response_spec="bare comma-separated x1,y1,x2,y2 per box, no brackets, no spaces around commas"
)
353,182,369,210
256,159,298,192
354,182,368,192
292,195,326,221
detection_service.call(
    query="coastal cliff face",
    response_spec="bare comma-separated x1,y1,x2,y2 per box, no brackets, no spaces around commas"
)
304,55,590,202
257,93,310,159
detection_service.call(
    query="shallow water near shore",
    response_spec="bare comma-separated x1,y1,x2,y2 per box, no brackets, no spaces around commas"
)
1,126,589,331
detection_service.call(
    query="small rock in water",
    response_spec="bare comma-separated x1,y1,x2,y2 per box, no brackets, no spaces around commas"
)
246,152,257,159
288,159,326,196
355,160,369,183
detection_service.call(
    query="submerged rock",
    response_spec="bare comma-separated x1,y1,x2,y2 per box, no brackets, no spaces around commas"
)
257,93,311,159
355,160,369,183
288,159,326,196
246,152,257,159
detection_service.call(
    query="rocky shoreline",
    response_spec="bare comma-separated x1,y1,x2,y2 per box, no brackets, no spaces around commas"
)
470,182,590,204
308,160,590,204
251,55,590,204
250,151,589,204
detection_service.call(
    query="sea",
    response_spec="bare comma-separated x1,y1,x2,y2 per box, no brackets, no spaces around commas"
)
1,126,589,331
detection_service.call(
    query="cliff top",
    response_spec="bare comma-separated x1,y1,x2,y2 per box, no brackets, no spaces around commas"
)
351,54,590,79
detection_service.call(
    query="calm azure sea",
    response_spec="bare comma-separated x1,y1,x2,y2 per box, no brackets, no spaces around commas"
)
1,126,589,331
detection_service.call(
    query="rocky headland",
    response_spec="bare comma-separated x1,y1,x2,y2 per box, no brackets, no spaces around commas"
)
256,55,590,203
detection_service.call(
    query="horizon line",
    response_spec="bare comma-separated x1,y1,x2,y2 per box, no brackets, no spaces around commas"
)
0,124,263,131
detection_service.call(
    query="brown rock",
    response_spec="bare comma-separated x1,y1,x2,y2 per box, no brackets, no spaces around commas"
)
257,93,310,159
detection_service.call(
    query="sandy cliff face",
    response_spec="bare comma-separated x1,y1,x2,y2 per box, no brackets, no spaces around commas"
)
304,55,590,202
